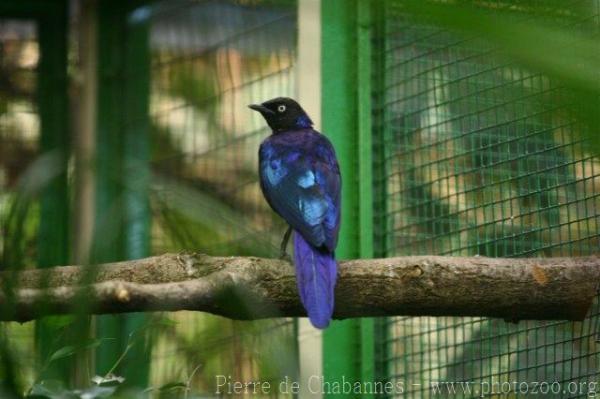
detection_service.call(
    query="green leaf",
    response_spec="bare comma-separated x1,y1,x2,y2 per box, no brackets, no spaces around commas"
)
81,338,107,350
46,338,107,364
47,345,77,363
43,315,75,330
158,382,187,392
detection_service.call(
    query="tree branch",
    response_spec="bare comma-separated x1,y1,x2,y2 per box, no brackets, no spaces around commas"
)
1,253,598,323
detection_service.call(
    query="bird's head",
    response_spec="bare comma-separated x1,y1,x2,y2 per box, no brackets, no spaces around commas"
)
249,97,313,133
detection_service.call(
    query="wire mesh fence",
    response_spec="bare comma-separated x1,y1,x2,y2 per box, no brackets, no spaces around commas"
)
144,0,298,393
373,1,600,397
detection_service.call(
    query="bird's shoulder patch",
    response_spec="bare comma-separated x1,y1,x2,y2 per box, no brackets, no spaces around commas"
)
297,170,316,188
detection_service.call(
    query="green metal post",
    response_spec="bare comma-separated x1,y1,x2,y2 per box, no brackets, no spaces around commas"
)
321,0,360,391
94,2,125,378
35,0,71,382
120,2,152,382
357,1,375,394
36,1,69,269
94,0,151,387
322,0,376,395
370,0,389,385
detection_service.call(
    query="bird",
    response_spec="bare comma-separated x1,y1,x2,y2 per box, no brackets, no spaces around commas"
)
249,97,341,329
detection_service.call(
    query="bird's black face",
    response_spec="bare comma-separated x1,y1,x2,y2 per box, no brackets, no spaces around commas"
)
249,97,313,133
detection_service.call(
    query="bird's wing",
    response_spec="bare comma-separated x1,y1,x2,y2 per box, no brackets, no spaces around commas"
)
259,137,340,251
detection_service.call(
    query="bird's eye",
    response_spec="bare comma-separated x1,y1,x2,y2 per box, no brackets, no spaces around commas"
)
277,105,286,113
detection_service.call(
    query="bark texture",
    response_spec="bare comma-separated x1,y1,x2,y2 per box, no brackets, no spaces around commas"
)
0,253,598,322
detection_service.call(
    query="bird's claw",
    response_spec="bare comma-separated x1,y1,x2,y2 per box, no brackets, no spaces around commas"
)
279,252,292,263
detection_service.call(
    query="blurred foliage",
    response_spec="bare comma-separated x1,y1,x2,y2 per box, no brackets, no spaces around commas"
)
398,0,600,155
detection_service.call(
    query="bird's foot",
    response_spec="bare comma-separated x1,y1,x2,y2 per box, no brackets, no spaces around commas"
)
279,251,292,263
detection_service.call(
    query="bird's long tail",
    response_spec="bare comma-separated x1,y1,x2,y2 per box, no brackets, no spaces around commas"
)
293,231,337,329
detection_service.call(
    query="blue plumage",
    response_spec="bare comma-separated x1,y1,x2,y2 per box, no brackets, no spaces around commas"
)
250,97,341,328
293,233,337,328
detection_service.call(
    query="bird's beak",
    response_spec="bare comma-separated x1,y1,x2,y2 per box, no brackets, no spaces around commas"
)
248,104,275,115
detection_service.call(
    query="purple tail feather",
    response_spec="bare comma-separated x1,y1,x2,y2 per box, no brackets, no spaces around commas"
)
293,231,337,329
